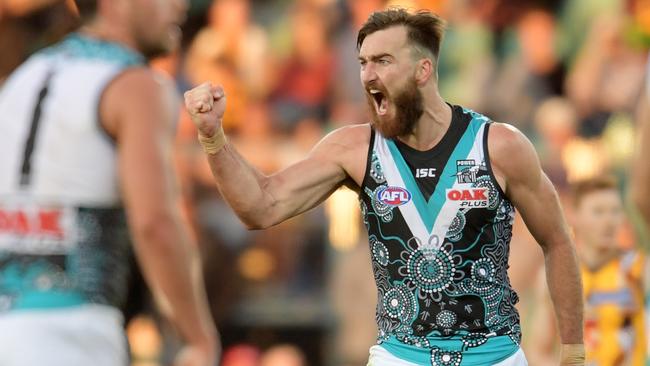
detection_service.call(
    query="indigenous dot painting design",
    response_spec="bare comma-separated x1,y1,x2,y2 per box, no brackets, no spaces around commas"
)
360,200,369,227
383,284,418,322
431,348,463,366
360,109,522,365
471,258,496,284
473,175,499,210
396,333,431,348
370,151,386,184
445,211,466,242
435,310,457,328
461,332,490,348
370,235,390,267
365,185,394,223
404,246,455,294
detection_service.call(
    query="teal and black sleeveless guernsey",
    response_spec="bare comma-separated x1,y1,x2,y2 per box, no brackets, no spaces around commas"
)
359,105,521,365
0,33,144,312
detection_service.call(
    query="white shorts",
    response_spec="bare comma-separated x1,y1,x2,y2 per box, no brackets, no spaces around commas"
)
367,344,529,366
0,304,128,366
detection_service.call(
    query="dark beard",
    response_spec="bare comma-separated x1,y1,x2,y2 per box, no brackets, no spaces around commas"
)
367,78,424,139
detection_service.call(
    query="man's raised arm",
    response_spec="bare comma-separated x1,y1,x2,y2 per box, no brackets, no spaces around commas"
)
184,82,364,229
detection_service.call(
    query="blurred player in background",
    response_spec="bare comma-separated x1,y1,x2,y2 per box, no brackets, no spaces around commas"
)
0,0,219,365
573,176,646,365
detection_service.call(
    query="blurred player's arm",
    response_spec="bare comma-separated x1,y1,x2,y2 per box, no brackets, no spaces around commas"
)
102,69,218,363
631,90,650,233
184,83,359,229
488,123,584,364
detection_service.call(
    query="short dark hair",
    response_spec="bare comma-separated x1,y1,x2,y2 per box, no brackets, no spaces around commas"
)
571,175,619,207
73,0,98,21
357,8,446,59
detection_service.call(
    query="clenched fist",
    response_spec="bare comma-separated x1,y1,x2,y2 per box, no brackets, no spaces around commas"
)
183,82,226,137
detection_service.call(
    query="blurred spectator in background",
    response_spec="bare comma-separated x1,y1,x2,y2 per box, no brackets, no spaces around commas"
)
487,8,564,132
566,14,646,137
533,97,578,188
184,0,271,132
330,0,387,125
269,2,335,132
436,0,495,111
259,344,307,366
221,344,261,366
0,0,78,81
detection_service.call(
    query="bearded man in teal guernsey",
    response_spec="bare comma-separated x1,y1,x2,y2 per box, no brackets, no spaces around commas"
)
184,7,585,366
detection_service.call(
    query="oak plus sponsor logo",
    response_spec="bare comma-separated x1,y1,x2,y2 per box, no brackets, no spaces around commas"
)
446,188,489,208
376,186,412,207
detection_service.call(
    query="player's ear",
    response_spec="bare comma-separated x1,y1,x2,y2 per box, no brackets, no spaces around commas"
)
414,58,434,85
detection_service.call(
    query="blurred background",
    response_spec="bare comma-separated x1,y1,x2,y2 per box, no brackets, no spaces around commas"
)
2,0,650,365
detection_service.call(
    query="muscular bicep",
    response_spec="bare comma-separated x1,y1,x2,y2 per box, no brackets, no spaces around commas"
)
259,129,361,226
490,123,571,249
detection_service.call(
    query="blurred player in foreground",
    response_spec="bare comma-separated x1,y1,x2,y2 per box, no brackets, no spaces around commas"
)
0,0,218,365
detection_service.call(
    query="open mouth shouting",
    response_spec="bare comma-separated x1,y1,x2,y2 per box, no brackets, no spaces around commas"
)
368,88,388,116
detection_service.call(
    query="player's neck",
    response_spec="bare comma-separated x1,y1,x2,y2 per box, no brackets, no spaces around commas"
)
579,242,621,271
397,91,451,151
79,21,141,57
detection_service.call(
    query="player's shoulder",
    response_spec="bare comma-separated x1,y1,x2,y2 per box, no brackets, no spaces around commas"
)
103,67,177,115
487,122,540,180
107,67,174,97
487,122,536,159
311,123,371,164
101,67,178,134
323,123,371,145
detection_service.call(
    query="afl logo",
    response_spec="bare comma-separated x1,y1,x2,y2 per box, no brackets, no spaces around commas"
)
377,186,412,206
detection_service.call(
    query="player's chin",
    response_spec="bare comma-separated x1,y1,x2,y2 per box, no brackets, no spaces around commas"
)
372,118,401,139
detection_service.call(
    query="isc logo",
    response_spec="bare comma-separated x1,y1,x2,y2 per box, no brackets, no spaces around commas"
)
415,168,436,178
446,188,489,208
377,186,412,206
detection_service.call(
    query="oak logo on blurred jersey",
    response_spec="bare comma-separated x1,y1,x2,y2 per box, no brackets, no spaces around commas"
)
0,208,64,238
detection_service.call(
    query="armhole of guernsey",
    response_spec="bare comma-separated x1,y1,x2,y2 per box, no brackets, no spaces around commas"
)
482,122,508,199
95,67,140,145
360,127,377,191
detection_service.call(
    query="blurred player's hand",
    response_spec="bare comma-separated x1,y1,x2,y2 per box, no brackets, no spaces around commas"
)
184,82,226,138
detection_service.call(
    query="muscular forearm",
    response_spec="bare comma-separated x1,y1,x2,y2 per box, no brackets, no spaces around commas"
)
206,142,275,229
543,239,584,344
132,215,217,348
